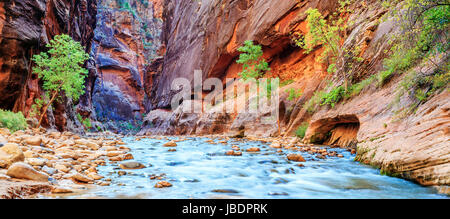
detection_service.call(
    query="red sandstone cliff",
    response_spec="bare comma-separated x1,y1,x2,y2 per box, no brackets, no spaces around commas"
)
141,0,449,191
0,0,97,131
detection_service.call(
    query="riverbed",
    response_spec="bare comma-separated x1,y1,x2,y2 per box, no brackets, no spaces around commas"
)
42,137,446,199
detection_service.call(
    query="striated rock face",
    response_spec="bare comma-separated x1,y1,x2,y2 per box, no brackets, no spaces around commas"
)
140,0,449,191
83,0,162,126
0,0,97,131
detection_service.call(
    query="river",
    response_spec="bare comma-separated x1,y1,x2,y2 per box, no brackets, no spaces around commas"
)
43,137,446,199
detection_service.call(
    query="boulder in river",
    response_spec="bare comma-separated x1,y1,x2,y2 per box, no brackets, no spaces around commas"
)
119,162,146,170
163,141,177,147
246,147,261,152
154,181,172,188
287,154,306,162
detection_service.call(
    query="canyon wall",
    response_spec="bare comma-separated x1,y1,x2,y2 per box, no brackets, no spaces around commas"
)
141,0,449,192
80,0,162,132
0,0,97,131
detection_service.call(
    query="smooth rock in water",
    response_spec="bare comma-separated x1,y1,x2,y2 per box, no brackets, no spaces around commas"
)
287,154,306,162
122,154,134,160
246,147,261,152
270,142,282,149
6,162,49,182
70,173,94,183
211,189,240,194
0,143,25,168
119,162,146,170
25,136,42,146
154,181,173,188
88,173,104,180
225,150,242,156
163,141,177,147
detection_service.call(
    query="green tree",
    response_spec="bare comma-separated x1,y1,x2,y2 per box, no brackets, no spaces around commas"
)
236,40,270,80
294,8,354,90
32,34,90,128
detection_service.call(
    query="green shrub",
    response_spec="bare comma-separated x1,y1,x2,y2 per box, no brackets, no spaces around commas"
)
286,88,303,101
0,109,27,132
295,122,309,139
236,40,270,80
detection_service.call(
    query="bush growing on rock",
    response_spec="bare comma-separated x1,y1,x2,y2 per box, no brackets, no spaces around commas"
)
0,109,27,133
32,34,89,128
236,40,270,80
295,122,309,140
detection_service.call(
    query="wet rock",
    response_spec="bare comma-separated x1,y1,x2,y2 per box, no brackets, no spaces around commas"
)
88,173,104,180
119,162,146,170
246,147,261,152
163,141,177,147
0,143,25,168
316,155,326,160
268,192,289,196
270,142,282,149
287,154,306,162
70,173,94,183
122,153,134,160
211,189,240,194
225,150,242,156
154,181,173,188
6,162,49,182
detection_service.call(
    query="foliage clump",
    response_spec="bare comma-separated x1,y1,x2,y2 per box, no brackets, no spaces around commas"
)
295,122,309,139
0,109,27,133
32,34,89,128
236,40,270,80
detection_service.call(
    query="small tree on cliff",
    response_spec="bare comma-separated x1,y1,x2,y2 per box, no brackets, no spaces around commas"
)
32,34,89,128
294,5,362,91
236,40,270,80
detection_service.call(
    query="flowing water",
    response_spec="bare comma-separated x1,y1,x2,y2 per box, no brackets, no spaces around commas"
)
47,137,446,199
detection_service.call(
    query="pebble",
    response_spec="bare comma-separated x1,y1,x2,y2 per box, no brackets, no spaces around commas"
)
154,181,173,188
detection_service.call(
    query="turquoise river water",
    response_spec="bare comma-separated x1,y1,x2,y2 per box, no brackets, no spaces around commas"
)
47,137,447,199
